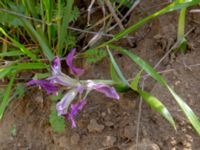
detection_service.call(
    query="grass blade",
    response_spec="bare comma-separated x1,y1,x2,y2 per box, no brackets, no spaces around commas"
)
57,0,74,56
20,19,54,61
13,62,48,70
110,63,129,92
0,49,40,57
0,67,12,79
168,86,200,134
0,27,38,61
43,0,53,44
137,89,176,129
177,6,187,53
109,44,200,135
0,50,24,57
97,0,200,48
130,70,176,128
0,72,16,119
130,70,142,91
107,48,129,86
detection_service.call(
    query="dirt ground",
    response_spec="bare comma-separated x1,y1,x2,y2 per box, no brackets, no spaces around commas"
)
0,1,200,150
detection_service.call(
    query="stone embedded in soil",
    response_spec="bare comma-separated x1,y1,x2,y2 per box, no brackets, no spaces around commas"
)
58,136,70,149
87,119,105,133
104,121,114,127
122,124,135,140
126,139,160,150
102,135,116,147
70,133,80,145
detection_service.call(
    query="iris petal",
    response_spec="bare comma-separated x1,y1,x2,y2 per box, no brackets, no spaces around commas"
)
48,74,79,87
52,56,61,76
56,89,78,116
86,80,120,100
94,84,120,100
50,56,79,87
68,99,86,128
66,48,84,76
27,79,58,94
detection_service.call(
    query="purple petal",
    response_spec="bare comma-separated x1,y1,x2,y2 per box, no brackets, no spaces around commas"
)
68,99,87,128
27,79,58,94
94,84,120,100
86,80,119,100
48,74,79,87
76,85,85,94
52,56,61,75
66,48,84,76
56,89,78,116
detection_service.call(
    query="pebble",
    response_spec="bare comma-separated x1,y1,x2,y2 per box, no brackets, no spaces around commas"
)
87,119,105,133
102,136,116,147
170,137,177,146
104,121,114,127
126,139,160,150
70,133,80,145
122,125,135,139
58,136,70,149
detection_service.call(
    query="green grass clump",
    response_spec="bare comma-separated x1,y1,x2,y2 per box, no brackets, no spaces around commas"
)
1,0,200,134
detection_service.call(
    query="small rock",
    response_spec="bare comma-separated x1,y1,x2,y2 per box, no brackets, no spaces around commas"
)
101,112,106,117
126,139,160,150
170,137,177,146
104,121,114,127
58,136,70,149
87,119,104,133
102,136,116,147
185,134,193,143
70,133,80,145
153,34,162,39
123,125,135,139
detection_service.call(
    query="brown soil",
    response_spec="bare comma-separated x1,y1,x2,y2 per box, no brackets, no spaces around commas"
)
1,1,200,150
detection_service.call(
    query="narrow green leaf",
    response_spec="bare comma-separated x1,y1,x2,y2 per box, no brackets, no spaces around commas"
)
137,89,176,129
0,50,23,57
0,49,40,57
109,45,167,86
43,0,53,43
167,86,200,134
23,0,38,18
110,63,129,92
110,44,200,135
130,70,142,91
0,67,12,79
0,27,38,61
177,6,187,53
0,72,16,119
107,48,129,86
110,63,121,83
57,0,74,56
97,0,200,48
20,19,54,61
13,62,48,70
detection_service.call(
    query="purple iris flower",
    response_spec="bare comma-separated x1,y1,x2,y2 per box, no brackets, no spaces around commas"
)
66,99,87,128
66,48,84,76
27,48,120,128
27,79,58,94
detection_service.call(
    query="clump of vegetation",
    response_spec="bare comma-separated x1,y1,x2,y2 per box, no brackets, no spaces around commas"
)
1,0,200,135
